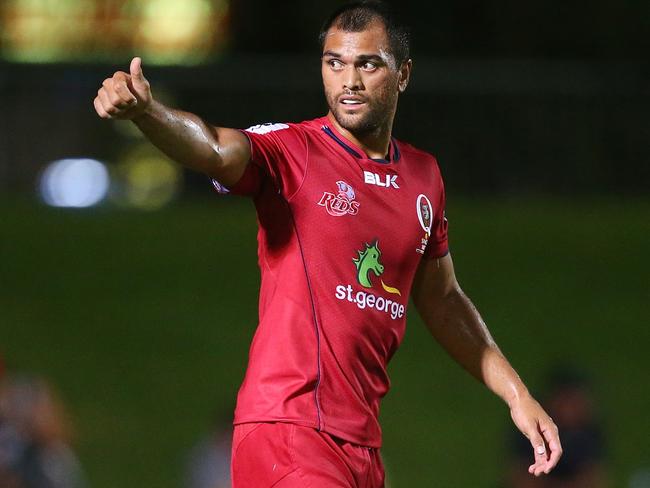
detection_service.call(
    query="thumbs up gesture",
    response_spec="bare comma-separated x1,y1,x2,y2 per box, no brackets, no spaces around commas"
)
94,57,153,120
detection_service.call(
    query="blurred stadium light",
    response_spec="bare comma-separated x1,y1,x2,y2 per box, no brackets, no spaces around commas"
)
110,144,182,210
39,158,110,208
0,0,230,65
37,152,181,210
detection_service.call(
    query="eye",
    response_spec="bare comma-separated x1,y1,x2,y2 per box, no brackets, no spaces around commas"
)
361,61,377,71
328,59,344,70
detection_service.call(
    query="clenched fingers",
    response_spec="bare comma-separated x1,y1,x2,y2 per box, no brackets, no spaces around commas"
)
93,96,110,119
106,78,137,109
94,72,138,118
96,87,117,116
112,73,138,106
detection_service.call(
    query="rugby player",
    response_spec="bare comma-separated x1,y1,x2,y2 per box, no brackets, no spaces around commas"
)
94,1,562,486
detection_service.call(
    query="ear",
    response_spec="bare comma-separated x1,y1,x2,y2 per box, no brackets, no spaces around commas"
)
398,59,412,93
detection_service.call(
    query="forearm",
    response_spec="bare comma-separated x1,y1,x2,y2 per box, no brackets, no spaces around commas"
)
95,60,250,184
132,100,229,178
412,255,562,473
416,286,529,407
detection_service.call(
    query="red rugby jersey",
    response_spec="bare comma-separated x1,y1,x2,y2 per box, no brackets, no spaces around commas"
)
213,116,448,448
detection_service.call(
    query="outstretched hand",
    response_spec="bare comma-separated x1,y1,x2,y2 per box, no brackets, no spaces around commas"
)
94,57,152,120
510,394,562,476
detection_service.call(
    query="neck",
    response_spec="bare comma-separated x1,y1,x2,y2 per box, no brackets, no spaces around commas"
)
326,112,394,159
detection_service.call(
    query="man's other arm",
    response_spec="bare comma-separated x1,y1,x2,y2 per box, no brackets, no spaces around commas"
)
93,57,250,186
411,254,562,477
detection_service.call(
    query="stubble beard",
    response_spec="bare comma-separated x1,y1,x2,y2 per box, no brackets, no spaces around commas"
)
327,88,397,137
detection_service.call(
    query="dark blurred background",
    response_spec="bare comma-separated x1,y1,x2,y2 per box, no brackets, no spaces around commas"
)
1,1,649,487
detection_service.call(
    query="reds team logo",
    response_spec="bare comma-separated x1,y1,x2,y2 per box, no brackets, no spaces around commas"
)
318,181,360,217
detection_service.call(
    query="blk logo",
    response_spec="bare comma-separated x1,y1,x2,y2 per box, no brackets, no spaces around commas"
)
363,171,399,189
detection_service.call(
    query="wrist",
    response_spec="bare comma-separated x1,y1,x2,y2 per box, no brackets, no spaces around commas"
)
504,384,531,409
132,98,155,123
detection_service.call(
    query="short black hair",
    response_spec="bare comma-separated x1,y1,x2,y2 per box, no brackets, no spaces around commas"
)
319,1,411,68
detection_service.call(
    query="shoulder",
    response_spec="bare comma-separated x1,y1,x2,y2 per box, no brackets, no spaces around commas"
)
394,138,442,175
394,138,437,162
244,117,323,137
244,122,292,135
243,119,325,153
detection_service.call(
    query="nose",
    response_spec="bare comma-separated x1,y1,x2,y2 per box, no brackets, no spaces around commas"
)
343,65,364,92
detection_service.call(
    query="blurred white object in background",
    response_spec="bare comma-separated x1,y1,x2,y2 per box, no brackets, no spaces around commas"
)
39,158,110,208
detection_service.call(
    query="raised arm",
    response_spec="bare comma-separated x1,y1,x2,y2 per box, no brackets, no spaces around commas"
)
411,253,562,477
93,57,250,185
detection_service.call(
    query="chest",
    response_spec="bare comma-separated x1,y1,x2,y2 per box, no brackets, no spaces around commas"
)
288,143,438,271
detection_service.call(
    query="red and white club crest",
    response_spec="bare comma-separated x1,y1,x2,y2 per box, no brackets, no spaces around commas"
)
317,180,360,217
417,194,433,234
416,194,433,254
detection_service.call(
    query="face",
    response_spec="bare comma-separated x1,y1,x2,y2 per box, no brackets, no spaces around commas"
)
322,20,411,136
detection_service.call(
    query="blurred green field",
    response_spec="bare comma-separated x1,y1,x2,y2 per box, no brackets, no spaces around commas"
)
1,196,648,487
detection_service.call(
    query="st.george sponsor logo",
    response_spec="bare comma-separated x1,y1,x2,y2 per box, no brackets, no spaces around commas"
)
335,240,405,320
318,180,360,216
335,284,405,320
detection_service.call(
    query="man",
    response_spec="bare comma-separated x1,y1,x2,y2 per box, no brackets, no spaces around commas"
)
0,375,87,488
94,2,562,486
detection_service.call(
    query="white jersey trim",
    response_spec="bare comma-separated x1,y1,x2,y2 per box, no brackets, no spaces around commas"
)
245,122,289,135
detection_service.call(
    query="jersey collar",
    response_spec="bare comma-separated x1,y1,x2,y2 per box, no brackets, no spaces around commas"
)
320,122,400,164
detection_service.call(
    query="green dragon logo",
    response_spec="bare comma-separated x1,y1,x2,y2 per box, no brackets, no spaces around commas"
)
353,240,401,295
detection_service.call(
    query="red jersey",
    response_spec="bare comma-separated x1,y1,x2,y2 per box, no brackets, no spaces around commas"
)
213,116,448,448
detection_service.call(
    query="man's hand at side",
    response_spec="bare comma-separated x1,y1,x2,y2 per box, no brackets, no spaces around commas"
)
510,394,562,476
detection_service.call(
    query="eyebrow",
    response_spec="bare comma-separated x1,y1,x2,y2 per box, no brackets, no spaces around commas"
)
357,54,385,63
322,51,386,63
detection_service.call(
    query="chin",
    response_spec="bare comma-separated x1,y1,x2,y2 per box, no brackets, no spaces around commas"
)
332,110,377,134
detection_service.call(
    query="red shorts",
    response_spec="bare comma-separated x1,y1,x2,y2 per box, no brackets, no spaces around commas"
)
231,422,385,487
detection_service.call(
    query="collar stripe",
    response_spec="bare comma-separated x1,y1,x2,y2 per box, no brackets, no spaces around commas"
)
321,125,401,163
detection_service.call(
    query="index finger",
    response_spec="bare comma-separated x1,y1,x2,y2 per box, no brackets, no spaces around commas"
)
112,71,131,83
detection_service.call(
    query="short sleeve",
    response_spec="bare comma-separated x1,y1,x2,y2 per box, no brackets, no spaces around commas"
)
210,122,308,199
242,122,308,198
423,163,449,259
211,162,263,196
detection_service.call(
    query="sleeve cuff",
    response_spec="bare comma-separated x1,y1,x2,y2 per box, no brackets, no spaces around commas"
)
209,162,263,197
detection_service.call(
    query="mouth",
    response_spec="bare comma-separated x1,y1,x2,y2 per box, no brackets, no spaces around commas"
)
339,96,366,111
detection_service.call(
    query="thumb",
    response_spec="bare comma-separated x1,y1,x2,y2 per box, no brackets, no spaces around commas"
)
130,57,145,82
532,436,546,457
528,431,548,472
